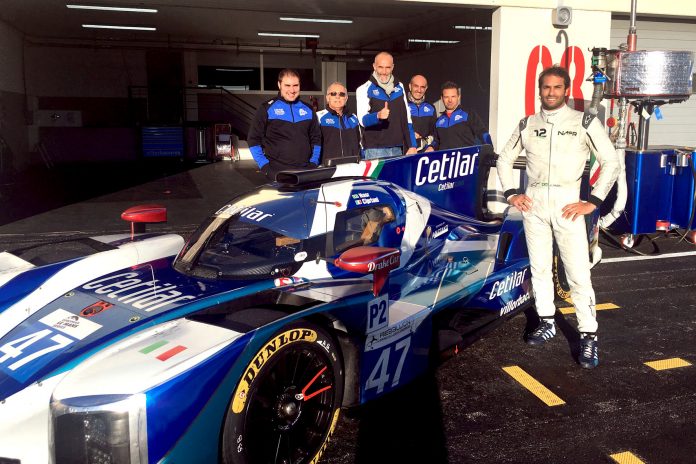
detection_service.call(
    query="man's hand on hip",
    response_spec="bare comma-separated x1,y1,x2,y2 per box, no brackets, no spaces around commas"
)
509,194,532,212
562,201,597,221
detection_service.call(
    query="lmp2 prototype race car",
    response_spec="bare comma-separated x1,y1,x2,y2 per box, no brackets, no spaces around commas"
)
0,145,535,464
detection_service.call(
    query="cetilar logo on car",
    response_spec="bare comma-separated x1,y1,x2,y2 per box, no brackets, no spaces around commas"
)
415,151,478,186
82,272,196,311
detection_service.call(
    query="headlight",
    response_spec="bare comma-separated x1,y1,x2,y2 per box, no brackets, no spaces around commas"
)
49,394,147,464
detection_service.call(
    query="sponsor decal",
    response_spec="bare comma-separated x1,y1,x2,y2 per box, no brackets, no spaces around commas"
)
415,151,478,186
367,254,400,273
489,269,528,300
39,308,101,340
557,130,578,136
273,276,308,287
80,300,114,317
215,203,245,217
139,339,188,361
274,108,285,115
500,292,531,316
366,318,413,351
298,108,308,116
438,182,454,191
432,224,449,239
232,329,317,413
239,206,273,222
82,272,196,312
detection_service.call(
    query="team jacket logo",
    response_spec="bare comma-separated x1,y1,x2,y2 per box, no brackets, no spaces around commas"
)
82,272,196,312
454,114,463,121
415,152,478,186
232,329,317,413
437,119,446,127
274,108,285,115
372,89,380,96
299,108,308,116
424,107,431,113
325,117,336,125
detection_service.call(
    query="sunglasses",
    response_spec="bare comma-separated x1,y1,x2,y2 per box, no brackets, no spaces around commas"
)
328,91,347,97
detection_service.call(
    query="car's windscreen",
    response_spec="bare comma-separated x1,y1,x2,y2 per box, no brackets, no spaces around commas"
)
174,215,307,280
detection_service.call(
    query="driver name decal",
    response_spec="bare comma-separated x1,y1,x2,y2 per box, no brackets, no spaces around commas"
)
232,329,317,413
82,272,196,312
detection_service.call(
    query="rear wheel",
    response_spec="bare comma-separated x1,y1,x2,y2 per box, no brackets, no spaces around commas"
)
221,322,343,464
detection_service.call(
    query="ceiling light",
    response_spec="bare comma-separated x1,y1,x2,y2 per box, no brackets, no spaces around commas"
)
82,24,156,31
453,25,492,31
67,4,158,13
258,32,320,38
408,39,459,44
279,17,352,24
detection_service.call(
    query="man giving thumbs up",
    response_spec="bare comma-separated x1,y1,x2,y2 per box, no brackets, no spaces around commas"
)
356,51,418,159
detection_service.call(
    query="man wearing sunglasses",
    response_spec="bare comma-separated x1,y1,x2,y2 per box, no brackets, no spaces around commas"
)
316,82,362,165
356,51,417,160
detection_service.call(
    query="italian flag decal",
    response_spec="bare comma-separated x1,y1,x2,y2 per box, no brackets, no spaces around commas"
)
363,160,385,178
589,151,600,186
333,160,385,179
140,340,187,361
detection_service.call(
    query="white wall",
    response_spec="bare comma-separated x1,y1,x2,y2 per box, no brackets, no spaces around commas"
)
611,19,696,147
490,7,612,148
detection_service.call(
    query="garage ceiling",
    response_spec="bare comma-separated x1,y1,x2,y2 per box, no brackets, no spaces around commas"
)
0,0,493,53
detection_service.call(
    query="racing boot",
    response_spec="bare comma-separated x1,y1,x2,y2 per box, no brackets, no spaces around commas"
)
578,333,599,369
525,318,556,346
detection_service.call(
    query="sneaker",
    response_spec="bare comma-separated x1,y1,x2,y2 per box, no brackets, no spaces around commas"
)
578,333,599,369
525,319,556,346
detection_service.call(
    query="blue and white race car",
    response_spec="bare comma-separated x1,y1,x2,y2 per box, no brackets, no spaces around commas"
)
0,145,534,464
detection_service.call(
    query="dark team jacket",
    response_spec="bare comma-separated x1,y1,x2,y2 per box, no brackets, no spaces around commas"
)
356,76,416,150
247,95,321,168
316,108,362,164
408,101,437,147
432,106,490,151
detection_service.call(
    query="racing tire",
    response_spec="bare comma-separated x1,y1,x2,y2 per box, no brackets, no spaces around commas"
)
221,322,344,464
552,241,571,303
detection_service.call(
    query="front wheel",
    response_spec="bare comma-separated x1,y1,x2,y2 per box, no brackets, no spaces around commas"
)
221,322,344,464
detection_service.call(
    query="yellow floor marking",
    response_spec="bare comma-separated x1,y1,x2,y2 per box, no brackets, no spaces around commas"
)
559,302,620,314
502,366,565,407
609,451,646,464
644,357,692,371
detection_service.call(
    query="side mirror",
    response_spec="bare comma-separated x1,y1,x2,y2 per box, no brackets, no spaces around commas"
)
121,204,167,239
334,246,400,296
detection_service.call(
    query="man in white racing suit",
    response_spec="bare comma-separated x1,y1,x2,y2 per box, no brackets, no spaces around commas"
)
496,66,619,369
